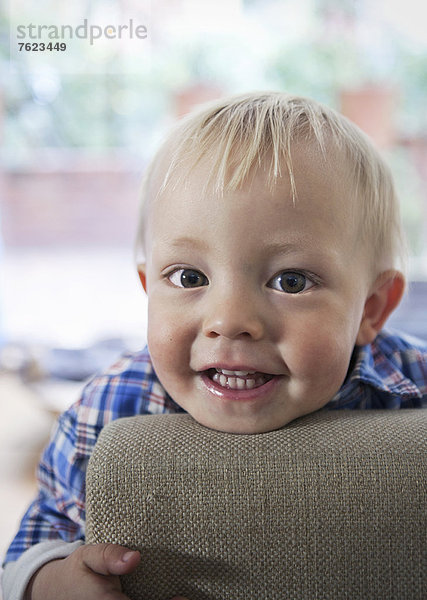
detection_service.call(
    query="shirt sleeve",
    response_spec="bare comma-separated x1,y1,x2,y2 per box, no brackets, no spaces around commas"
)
2,348,182,568
1,540,83,600
3,402,88,564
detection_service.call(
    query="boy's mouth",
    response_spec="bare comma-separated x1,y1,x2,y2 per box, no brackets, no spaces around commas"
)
206,368,274,390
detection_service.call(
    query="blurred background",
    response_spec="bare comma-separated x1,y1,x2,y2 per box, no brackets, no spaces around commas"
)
0,0,426,581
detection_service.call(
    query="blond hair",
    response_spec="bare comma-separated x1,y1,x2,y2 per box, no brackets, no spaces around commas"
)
135,91,406,274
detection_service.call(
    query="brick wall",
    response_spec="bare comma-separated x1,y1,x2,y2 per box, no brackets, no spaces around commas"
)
0,166,142,248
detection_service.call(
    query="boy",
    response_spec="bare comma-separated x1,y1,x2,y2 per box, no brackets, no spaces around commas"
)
2,92,427,599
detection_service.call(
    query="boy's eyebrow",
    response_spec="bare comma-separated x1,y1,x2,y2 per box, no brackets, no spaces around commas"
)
263,241,301,254
169,237,210,251
261,239,318,257
263,240,342,263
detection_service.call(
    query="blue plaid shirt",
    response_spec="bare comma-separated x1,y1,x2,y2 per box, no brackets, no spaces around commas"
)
4,329,427,564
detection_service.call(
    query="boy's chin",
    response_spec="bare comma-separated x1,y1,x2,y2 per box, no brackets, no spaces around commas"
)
187,412,293,435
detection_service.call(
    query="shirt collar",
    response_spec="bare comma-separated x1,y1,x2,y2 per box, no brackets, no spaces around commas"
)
344,334,422,399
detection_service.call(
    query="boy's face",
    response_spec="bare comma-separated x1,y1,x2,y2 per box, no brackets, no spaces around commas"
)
142,145,374,433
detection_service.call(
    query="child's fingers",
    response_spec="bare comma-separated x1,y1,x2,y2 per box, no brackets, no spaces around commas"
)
81,543,141,576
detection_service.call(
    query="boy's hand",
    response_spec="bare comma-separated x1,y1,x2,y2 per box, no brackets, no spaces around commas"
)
26,543,141,600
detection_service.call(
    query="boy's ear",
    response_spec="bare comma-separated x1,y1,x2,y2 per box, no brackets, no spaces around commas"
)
356,270,405,346
137,264,147,293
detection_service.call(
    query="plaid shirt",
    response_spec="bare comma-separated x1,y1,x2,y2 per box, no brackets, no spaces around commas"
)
4,329,427,564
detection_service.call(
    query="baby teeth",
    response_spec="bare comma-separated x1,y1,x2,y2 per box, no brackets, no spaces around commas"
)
216,368,256,376
212,371,267,390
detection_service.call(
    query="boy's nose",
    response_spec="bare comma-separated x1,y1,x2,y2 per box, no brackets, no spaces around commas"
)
202,290,265,341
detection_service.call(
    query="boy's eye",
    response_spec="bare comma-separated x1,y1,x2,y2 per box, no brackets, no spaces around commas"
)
268,271,314,294
168,268,209,288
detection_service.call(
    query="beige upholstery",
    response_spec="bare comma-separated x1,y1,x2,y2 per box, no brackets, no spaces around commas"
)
86,410,426,600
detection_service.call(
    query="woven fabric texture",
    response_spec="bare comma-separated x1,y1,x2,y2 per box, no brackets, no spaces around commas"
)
86,410,426,600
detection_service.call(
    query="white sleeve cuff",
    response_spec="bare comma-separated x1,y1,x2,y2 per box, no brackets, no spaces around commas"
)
1,540,83,600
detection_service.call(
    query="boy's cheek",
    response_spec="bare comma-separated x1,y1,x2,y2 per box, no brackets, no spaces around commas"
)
147,306,195,365
148,290,193,316
148,297,195,331
281,319,355,385
148,290,203,336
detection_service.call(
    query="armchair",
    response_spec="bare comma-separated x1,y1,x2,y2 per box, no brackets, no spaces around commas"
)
86,410,426,599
